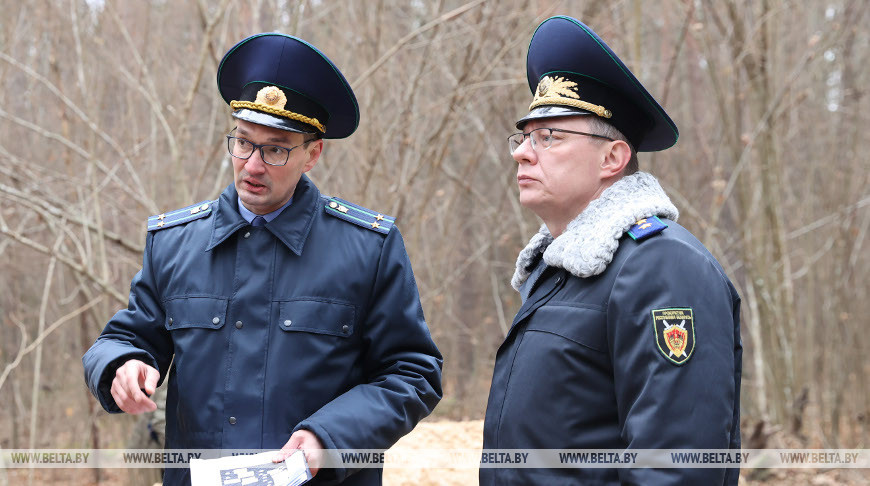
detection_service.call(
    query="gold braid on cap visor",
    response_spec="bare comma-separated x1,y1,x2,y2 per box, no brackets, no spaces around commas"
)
529,75,612,119
230,100,326,133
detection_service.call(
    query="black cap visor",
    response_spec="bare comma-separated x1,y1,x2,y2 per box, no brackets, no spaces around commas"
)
232,108,317,134
516,105,594,130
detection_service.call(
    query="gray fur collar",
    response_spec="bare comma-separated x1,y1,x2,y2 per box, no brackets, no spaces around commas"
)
511,172,679,290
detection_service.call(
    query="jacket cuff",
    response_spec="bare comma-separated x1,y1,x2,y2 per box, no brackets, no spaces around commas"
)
83,340,158,413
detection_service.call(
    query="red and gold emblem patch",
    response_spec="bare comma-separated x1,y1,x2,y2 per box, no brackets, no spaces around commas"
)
652,308,695,365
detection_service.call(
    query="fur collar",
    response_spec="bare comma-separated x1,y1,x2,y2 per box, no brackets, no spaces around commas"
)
511,172,679,290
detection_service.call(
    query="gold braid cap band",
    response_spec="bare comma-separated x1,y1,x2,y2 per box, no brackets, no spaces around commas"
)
529,96,612,119
230,100,326,133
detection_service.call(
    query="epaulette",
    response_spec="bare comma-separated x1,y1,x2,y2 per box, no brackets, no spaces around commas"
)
324,197,394,235
627,216,667,241
147,200,215,231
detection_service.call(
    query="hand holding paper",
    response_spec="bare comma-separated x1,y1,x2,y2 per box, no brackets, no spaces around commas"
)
274,429,323,477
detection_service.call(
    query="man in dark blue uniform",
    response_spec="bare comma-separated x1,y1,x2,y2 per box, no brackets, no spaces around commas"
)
83,33,442,485
482,16,742,485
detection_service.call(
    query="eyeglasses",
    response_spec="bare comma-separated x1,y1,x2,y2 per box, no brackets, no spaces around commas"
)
507,127,614,154
226,129,312,166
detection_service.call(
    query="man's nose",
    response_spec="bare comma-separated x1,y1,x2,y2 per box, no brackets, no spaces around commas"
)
512,137,536,165
245,149,267,174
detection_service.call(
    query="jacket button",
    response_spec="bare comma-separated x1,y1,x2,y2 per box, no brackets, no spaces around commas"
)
342,325,349,334
235,321,243,329
284,320,292,327
555,276,563,284
228,416,236,425
168,317,173,326
243,231,251,239
212,317,221,325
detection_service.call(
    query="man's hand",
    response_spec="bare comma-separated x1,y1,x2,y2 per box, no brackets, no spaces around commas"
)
110,359,159,414
273,429,323,476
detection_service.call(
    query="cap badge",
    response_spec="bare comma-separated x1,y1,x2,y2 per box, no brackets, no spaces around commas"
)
530,75,612,119
255,86,287,110
536,76,552,97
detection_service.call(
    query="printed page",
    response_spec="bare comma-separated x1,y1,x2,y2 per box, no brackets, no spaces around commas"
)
190,450,311,486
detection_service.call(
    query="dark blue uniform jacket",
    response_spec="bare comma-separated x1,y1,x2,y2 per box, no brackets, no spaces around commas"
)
482,220,741,485
83,176,442,485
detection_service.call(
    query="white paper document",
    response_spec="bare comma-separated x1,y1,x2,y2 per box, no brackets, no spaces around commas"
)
190,450,311,486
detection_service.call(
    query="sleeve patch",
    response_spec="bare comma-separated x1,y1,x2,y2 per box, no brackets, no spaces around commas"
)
324,197,394,234
652,307,695,365
627,216,667,241
147,200,215,231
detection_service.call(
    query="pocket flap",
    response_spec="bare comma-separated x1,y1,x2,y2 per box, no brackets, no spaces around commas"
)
163,296,228,330
277,299,356,337
526,303,607,352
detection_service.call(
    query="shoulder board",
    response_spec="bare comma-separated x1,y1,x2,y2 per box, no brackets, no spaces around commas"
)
147,200,215,231
627,216,668,241
323,197,394,235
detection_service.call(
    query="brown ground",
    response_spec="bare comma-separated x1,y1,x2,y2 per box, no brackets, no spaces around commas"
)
383,420,868,486
382,420,484,485
4,420,867,485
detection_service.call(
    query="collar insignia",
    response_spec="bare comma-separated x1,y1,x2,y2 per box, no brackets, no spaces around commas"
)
627,216,667,241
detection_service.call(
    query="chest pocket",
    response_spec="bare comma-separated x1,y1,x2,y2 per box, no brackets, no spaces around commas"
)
163,296,228,330
526,303,608,353
277,298,356,337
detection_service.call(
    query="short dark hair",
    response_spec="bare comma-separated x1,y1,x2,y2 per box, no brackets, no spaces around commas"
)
587,117,638,175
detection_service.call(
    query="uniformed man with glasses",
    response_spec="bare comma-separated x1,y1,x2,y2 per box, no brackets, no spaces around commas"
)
482,16,742,485
84,33,443,486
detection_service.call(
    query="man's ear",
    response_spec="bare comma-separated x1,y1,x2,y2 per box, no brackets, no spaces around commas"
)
302,139,323,173
600,139,631,178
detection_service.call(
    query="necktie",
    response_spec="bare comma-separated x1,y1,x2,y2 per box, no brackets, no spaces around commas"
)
251,216,266,227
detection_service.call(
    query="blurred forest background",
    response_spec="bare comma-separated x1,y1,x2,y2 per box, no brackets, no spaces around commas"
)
0,0,868,483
